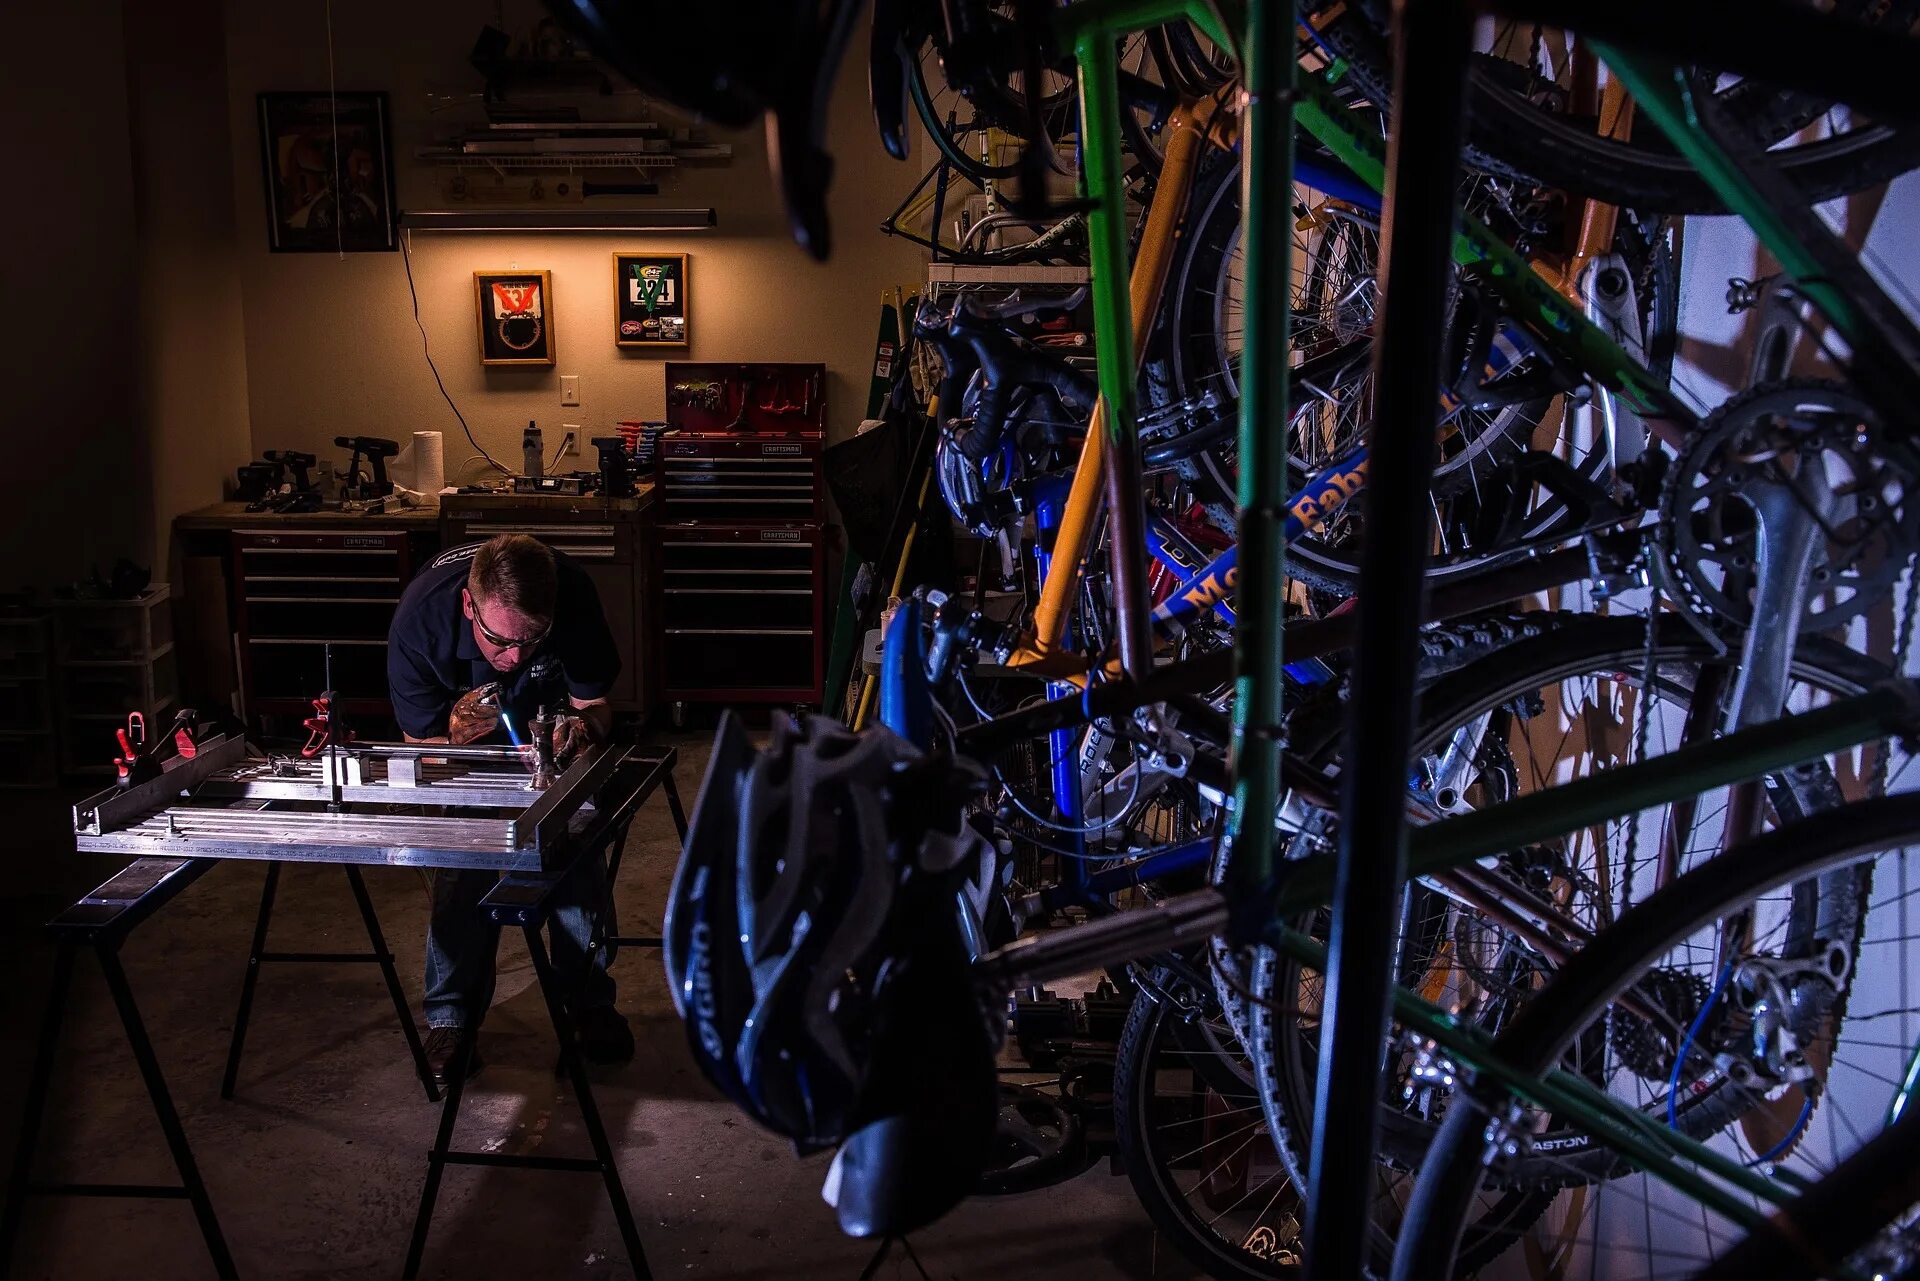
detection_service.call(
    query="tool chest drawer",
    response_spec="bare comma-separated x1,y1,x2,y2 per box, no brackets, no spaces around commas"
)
231,530,413,719
441,519,631,562
659,456,820,522
655,526,825,705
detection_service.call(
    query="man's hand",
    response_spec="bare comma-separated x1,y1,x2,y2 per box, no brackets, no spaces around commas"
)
448,683,504,745
549,707,602,764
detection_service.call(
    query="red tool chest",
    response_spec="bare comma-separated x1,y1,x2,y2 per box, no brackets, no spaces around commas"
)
655,363,827,714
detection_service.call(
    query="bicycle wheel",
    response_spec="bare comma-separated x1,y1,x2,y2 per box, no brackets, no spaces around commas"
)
1151,149,1677,595
1113,963,1306,1279
906,9,1075,184
1245,610,1907,1275
1314,1,1920,214
1389,791,1920,1280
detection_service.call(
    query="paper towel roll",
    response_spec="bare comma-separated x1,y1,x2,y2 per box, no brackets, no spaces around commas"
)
411,430,446,500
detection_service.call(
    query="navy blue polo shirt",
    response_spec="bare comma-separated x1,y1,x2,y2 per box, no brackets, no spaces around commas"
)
386,541,620,740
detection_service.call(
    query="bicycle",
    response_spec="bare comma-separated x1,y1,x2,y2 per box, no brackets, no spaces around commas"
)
552,0,1920,1274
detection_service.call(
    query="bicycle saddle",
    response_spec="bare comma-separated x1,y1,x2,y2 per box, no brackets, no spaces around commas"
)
544,0,862,260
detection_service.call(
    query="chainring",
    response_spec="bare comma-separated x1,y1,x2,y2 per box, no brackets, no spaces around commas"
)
1656,379,1920,636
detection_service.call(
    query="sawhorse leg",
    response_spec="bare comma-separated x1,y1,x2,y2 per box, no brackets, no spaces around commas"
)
221,861,438,1102
2,859,236,1281
603,749,687,953
403,872,652,1281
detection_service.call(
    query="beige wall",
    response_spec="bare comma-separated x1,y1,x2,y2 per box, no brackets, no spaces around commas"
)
126,0,252,570
221,0,927,487
0,2,145,594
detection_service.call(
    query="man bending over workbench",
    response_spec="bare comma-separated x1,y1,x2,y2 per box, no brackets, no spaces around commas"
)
386,532,634,1086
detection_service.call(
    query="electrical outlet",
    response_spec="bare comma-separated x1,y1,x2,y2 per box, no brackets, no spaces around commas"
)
560,375,580,406
559,426,581,457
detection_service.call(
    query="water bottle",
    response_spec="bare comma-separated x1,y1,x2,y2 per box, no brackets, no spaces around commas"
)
522,421,543,478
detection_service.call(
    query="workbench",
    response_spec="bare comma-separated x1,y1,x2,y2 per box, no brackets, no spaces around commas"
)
5,729,685,1281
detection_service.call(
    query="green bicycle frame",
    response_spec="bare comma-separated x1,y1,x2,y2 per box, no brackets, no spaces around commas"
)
1048,0,1298,902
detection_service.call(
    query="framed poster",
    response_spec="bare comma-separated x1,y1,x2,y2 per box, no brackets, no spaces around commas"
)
613,253,689,348
257,92,397,253
474,270,556,366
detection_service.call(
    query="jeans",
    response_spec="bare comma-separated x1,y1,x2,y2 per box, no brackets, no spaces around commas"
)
422,841,618,1030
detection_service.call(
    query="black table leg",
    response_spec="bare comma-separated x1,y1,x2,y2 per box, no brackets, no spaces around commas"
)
662,774,688,841
98,944,238,1281
401,1024,477,1281
525,927,651,1281
221,862,440,1103
0,944,76,1272
343,866,439,1102
220,861,282,1100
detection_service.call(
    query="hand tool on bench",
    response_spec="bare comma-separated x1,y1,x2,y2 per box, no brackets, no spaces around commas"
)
335,435,400,499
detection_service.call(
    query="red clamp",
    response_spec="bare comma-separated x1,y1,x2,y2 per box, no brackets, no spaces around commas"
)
300,695,356,758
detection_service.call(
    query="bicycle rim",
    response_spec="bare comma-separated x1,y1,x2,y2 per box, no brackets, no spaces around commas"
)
1245,611,1907,1276
1390,792,1920,1280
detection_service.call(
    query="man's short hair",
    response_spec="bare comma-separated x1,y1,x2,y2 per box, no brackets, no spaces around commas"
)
467,534,558,620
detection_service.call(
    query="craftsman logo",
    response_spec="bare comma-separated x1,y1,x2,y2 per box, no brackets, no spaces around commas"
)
760,530,802,542
760,444,802,456
343,536,385,549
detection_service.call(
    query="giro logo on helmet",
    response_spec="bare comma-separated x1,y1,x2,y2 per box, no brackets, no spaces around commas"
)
685,869,725,1061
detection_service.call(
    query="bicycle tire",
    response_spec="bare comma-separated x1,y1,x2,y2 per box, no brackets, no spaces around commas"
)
1248,611,1894,1276
1317,2,1920,215
907,46,1026,182
1389,790,1920,1280
1113,968,1304,1279
1151,149,1677,596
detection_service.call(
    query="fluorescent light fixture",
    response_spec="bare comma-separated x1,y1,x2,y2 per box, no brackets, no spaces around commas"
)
398,208,717,232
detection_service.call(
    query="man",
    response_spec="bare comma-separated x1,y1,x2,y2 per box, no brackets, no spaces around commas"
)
387,533,635,1085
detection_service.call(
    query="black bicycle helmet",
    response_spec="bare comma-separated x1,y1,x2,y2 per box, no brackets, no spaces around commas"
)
665,710,1002,1210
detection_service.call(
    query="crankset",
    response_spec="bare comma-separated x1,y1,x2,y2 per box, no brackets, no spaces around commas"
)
1656,379,1920,637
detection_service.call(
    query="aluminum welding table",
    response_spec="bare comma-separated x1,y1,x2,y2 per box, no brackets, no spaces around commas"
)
1,732,685,1281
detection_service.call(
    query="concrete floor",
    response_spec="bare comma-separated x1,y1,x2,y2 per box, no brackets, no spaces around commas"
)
0,730,1207,1281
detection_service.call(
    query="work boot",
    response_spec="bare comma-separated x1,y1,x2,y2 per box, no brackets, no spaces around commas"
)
423,1026,483,1088
567,1005,635,1068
